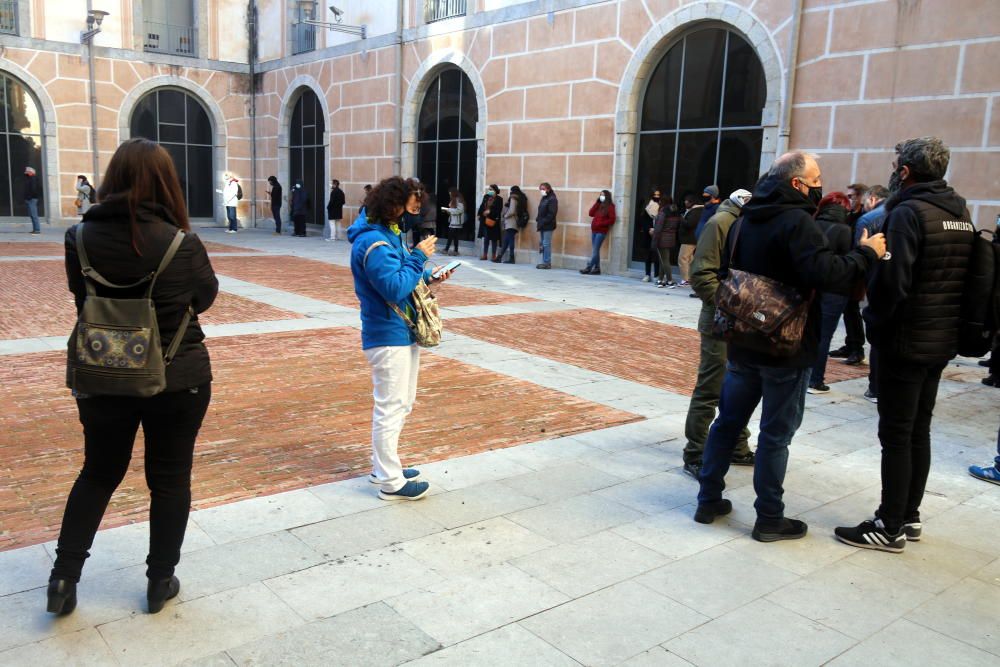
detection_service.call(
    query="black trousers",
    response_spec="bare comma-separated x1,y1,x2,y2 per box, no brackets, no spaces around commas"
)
271,205,282,234
51,385,212,583
843,299,865,354
293,214,306,236
876,357,945,532
445,228,461,251
867,345,879,394
644,250,660,278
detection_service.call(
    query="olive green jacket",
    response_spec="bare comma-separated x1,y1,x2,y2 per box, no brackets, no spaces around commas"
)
690,198,743,335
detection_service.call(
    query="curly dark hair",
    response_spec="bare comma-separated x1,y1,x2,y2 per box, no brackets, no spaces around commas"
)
366,176,422,225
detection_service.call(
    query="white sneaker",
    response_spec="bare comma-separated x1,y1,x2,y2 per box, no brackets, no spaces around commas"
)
642,276,651,282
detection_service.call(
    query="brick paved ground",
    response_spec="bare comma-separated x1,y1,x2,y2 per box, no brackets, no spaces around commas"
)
449,309,869,395
0,262,305,339
0,242,63,256
0,241,259,257
210,255,537,308
0,328,638,551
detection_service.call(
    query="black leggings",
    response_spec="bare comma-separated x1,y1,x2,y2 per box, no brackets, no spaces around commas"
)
446,228,462,252
51,385,212,583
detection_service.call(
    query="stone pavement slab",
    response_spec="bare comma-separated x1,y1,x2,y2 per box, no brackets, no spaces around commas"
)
401,623,577,666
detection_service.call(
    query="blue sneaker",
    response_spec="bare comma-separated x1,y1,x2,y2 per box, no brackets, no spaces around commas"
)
969,464,1000,486
378,480,430,501
369,468,421,485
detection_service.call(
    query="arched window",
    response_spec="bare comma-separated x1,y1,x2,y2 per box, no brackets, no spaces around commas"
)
633,27,766,262
416,68,478,238
130,89,214,217
289,89,325,228
0,73,44,218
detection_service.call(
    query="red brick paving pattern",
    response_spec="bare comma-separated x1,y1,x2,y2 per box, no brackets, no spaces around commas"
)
0,262,304,339
0,241,259,257
0,328,639,551
449,309,869,395
210,255,537,308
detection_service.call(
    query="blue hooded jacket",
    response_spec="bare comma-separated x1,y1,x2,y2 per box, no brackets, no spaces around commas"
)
348,210,435,350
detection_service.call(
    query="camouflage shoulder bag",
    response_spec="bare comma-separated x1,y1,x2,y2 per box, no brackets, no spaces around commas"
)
363,239,442,348
711,217,812,356
66,224,192,396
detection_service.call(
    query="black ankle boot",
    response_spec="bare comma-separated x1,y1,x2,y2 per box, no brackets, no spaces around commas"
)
47,579,77,615
147,575,180,614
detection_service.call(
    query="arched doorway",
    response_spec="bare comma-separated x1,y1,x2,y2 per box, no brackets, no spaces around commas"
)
289,89,326,228
130,88,214,218
416,67,478,239
632,26,766,264
0,72,45,219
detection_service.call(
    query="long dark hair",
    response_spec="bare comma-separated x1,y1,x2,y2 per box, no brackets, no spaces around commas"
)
596,189,612,215
448,187,464,208
367,176,422,225
98,138,190,254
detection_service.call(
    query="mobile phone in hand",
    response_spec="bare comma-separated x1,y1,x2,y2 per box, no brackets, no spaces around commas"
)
432,260,461,279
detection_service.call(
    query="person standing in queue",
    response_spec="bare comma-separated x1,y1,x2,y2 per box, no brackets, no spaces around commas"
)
346,176,454,501
291,180,310,237
47,138,218,616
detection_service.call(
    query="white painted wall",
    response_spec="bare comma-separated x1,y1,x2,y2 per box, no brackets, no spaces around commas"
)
44,0,125,47
319,0,399,46
257,0,284,62
217,0,250,63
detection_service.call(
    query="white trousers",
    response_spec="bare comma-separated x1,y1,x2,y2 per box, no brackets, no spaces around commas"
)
364,344,420,492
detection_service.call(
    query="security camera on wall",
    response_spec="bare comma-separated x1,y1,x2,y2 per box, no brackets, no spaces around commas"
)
330,5,344,22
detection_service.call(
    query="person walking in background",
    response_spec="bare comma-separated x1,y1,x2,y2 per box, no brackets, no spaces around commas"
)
346,176,454,502
441,188,466,256
854,184,890,403
581,190,615,275
24,166,41,234
684,188,755,479
649,196,679,287
75,175,95,216
639,189,661,282
216,173,241,233
477,184,503,261
808,192,854,395
498,186,524,264
290,180,310,237
836,137,975,553
48,138,218,616
326,178,345,242
694,152,885,542
536,182,558,269
267,176,283,235
677,193,703,284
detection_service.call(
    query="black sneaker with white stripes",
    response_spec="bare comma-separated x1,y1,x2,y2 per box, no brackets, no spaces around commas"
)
834,518,906,553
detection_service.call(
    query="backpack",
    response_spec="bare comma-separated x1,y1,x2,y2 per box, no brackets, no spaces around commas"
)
66,224,193,397
516,195,530,229
87,185,96,204
236,183,244,200
957,229,999,357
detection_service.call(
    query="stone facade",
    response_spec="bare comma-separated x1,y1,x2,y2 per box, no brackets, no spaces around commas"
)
2,0,998,273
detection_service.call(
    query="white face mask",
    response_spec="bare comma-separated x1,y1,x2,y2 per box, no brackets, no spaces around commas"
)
599,195,606,202
540,189,547,196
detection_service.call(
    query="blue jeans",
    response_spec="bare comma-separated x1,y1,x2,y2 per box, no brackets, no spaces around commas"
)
499,228,517,260
698,360,810,522
226,206,238,231
588,232,606,269
811,292,848,385
995,421,1000,468
540,230,554,265
26,198,40,232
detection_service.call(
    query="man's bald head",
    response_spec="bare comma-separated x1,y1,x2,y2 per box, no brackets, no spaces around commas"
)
768,151,822,202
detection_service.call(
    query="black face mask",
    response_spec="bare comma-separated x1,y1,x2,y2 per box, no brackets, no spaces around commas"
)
652,196,660,202
805,185,823,207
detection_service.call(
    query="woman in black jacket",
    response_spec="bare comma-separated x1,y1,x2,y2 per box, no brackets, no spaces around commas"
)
808,192,854,394
535,182,558,269
477,184,503,261
49,138,219,616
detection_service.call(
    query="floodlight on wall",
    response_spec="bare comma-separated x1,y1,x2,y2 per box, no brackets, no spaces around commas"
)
301,1,366,39
82,9,109,42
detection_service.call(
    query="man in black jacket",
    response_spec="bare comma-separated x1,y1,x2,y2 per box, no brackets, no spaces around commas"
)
695,152,886,542
835,137,975,553
24,166,41,234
